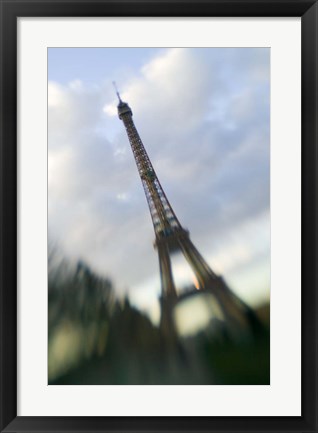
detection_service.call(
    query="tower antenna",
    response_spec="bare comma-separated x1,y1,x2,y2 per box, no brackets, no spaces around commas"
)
112,81,122,102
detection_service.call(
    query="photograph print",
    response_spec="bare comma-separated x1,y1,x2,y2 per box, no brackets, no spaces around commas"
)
48,47,270,385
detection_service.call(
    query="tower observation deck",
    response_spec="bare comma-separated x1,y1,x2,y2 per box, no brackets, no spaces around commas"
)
115,85,260,336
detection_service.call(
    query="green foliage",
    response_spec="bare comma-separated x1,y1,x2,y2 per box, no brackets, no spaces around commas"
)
48,257,270,385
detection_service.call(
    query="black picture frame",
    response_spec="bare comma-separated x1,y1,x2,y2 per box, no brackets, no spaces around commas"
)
0,1,317,432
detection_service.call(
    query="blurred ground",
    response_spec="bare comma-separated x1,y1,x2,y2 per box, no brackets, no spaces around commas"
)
48,259,270,385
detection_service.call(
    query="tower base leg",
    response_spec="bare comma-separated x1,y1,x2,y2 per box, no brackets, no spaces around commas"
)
159,295,178,339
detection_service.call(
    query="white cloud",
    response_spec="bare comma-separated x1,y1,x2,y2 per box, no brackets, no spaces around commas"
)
103,103,117,117
48,82,65,107
69,79,83,91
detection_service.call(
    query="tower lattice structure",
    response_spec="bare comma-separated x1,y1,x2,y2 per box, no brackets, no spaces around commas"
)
115,88,259,335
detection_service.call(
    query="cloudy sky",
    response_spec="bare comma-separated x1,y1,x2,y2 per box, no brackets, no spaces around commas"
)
48,48,270,323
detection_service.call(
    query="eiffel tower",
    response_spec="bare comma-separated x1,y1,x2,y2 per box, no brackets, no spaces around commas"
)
115,84,260,337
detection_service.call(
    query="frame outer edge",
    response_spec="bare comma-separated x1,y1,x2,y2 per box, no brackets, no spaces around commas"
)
0,1,18,432
0,0,317,432
301,2,318,432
